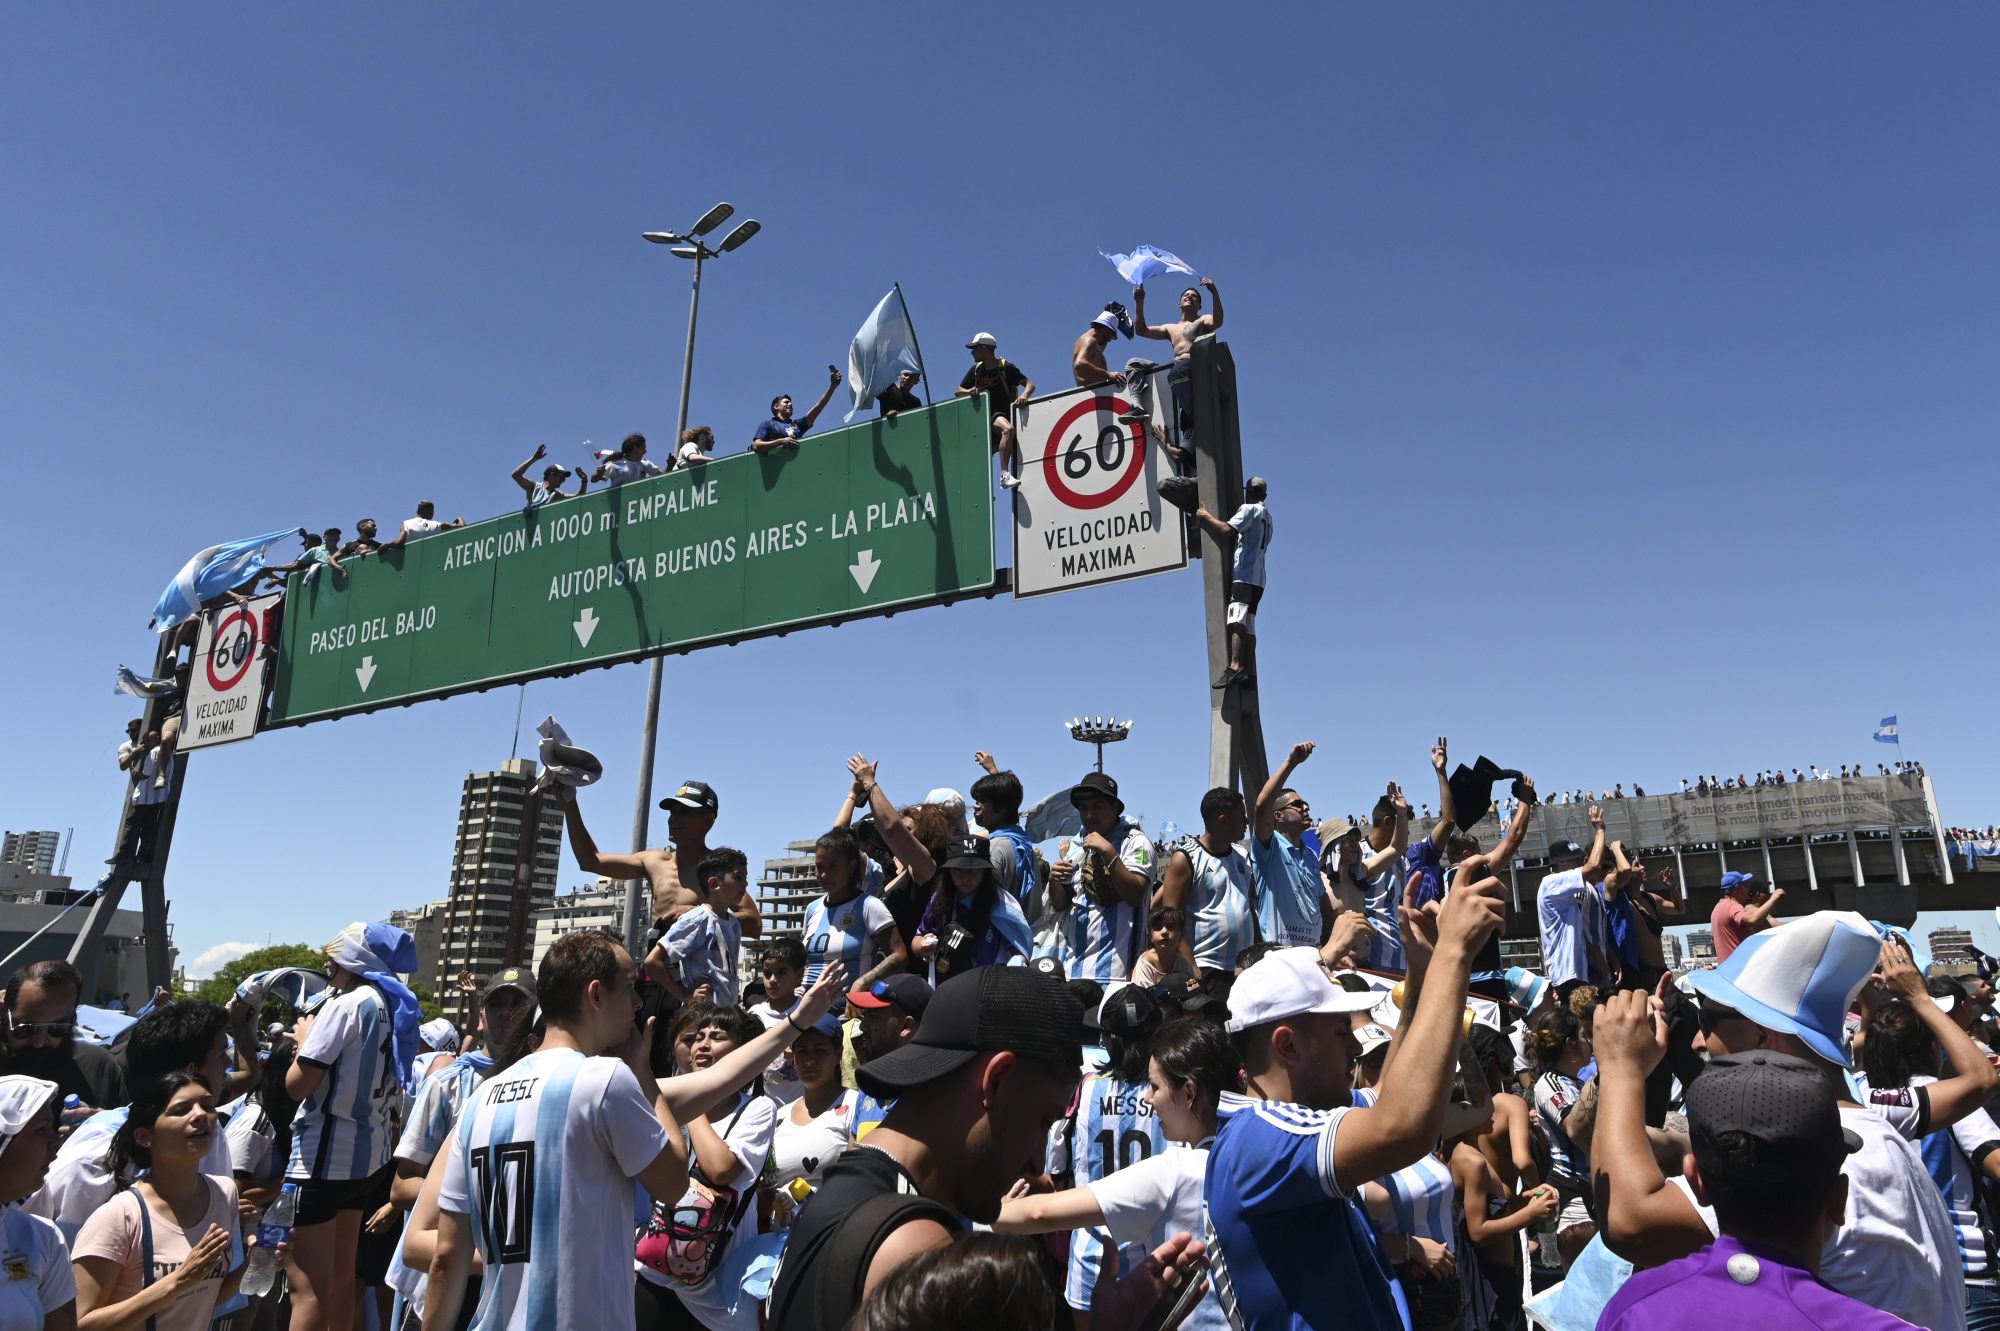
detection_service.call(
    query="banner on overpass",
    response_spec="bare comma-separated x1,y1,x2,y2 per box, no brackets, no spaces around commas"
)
268,398,996,724
1447,775,1936,857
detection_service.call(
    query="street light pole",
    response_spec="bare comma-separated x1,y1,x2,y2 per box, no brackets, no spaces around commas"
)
1067,716,1135,773
624,206,758,956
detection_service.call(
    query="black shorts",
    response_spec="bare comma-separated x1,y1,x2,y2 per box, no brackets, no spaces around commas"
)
1228,582,1263,609
291,1161,394,1227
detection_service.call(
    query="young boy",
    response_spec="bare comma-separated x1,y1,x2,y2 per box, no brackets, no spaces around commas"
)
647,846,748,1006
1130,905,1197,987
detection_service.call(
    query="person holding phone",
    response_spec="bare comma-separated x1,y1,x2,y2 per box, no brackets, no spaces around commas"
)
751,366,842,454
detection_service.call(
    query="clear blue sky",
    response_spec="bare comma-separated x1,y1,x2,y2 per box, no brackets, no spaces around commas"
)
5,7,1997,977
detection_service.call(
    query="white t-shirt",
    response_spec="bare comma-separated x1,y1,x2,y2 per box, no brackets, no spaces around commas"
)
291,982,398,1181
399,516,448,538
0,1205,75,1331
766,1090,862,1211
674,440,710,467
1086,1144,1224,1331
745,1003,803,1104
1822,1102,1968,1331
1226,501,1271,587
439,1047,671,1331
224,1098,282,1185
637,1093,780,1331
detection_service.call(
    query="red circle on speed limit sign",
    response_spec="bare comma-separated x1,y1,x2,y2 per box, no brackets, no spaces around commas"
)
1039,395,1147,510
205,607,261,692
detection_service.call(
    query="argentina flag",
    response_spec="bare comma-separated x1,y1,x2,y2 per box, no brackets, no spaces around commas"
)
1874,715,1899,743
844,284,925,423
1099,243,1199,286
150,528,296,630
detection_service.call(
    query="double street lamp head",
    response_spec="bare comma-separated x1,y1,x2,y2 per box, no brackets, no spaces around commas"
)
642,204,760,260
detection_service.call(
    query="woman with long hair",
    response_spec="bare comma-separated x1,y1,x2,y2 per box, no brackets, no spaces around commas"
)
634,1005,781,1331
994,1014,1235,1331
1524,1001,1597,1271
73,1072,245,1331
910,835,1033,984
0,1076,76,1330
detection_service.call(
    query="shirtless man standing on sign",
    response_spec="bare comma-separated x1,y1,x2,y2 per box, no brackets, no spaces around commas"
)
1133,276,1224,443
558,779,762,939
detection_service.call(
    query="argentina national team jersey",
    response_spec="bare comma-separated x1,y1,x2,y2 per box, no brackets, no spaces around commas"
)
1062,1072,1167,1312
801,892,894,986
1205,1093,1404,1331
1249,830,1324,950
1179,838,1260,973
1062,823,1154,984
387,1056,492,1324
290,983,399,1182
438,1046,671,1331
1350,1088,1456,1249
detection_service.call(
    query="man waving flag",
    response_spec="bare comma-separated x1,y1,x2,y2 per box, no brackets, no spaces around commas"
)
149,528,297,630
844,284,926,423
1874,715,1900,744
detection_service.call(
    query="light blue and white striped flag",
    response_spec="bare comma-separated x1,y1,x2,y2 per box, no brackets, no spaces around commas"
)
844,284,925,423
150,529,296,630
1873,715,1899,744
1099,244,1199,286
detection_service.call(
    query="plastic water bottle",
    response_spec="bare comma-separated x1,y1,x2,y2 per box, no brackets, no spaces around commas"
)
243,1183,297,1297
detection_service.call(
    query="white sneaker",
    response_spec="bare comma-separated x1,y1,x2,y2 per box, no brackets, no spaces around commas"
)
999,473,1021,491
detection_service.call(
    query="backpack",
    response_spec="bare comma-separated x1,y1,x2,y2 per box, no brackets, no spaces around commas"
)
635,1100,756,1287
808,1192,958,1331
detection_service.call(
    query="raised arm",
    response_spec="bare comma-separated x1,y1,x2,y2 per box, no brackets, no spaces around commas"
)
511,444,546,497
1491,781,1534,864
848,754,936,882
1200,277,1223,333
1589,984,1709,1266
662,964,849,1118
1427,737,1453,848
555,786,653,880
1132,287,1169,341
1580,805,1607,879
798,366,843,432
1335,868,1506,1189
1740,887,1787,927
1361,783,1411,876
1255,741,1314,844
1876,937,1998,1129
1603,841,1631,902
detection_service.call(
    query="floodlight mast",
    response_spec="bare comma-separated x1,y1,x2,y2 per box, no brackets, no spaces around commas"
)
624,203,760,956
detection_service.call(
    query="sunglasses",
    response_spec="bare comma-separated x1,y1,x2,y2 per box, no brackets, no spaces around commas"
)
1695,1001,1743,1037
8,1020,73,1040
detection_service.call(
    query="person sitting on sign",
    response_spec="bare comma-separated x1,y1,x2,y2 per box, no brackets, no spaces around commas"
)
511,442,586,507
261,528,348,587
338,518,383,559
876,369,922,420
674,425,717,467
593,433,666,485
955,332,1035,490
751,367,843,455
1132,276,1223,443
1190,476,1271,689
382,499,465,548
1071,308,1130,389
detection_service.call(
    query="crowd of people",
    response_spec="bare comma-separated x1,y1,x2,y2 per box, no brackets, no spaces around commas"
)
16,729,2000,1331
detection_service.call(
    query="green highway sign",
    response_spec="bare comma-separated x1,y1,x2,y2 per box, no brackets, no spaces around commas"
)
268,396,996,724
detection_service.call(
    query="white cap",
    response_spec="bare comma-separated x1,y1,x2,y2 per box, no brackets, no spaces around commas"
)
1225,947,1381,1034
965,331,998,349
1354,1023,1395,1057
1091,312,1119,333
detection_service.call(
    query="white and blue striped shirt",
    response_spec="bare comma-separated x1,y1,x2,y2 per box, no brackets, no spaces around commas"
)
1061,1071,1166,1312
1062,823,1155,985
801,892,895,987
660,903,744,1005
1351,1089,1456,1250
290,982,398,1182
1179,837,1260,973
438,1047,671,1331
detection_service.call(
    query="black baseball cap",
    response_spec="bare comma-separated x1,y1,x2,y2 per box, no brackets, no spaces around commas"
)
938,834,991,872
659,780,719,815
1686,1051,1860,1187
857,966,1084,1098
848,974,933,1017
1069,771,1125,814
1548,839,1585,863
1152,972,1220,1017
481,966,537,1006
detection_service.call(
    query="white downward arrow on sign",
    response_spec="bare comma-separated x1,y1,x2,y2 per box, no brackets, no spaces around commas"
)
574,606,599,647
849,549,881,594
356,656,377,691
